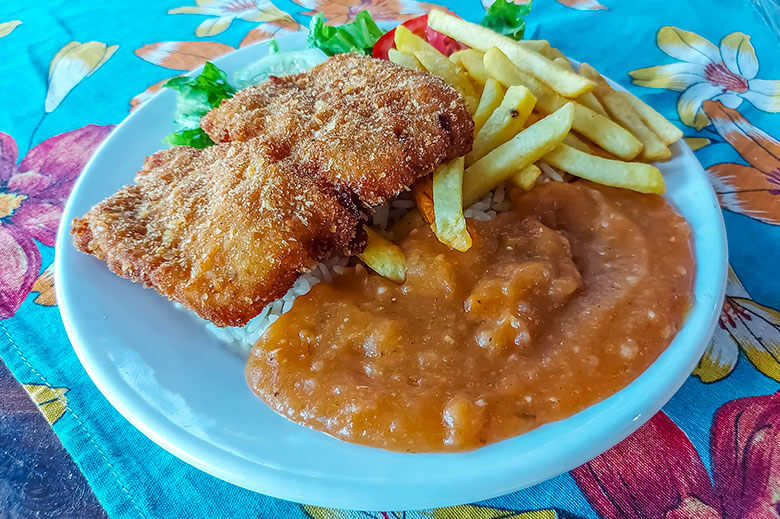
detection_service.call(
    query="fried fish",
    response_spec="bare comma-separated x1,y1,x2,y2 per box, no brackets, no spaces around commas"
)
201,53,473,206
72,140,364,327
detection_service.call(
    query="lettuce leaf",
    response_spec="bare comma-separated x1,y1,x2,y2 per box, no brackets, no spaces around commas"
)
163,128,215,148
480,0,532,41
307,10,385,56
162,62,235,149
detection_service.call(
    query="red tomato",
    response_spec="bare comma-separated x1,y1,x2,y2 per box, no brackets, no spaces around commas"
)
372,14,467,60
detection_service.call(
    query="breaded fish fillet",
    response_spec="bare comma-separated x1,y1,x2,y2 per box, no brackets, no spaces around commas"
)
72,140,364,327
201,53,473,206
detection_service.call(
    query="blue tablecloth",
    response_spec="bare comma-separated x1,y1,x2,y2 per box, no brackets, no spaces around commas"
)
1,0,779,517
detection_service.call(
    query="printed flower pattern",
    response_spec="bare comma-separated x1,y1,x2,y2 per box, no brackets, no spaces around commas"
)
701,99,780,226
46,41,118,113
169,0,294,37
710,392,780,519
135,41,236,71
31,264,55,306
132,13,301,111
293,0,436,24
553,0,606,9
683,136,711,151
0,125,112,318
630,27,780,129
0,20,22,39
572,412,720,518
572,392,780,518
239,17,302,48
694,267,780,383
21,384,69,425
483,0,606,13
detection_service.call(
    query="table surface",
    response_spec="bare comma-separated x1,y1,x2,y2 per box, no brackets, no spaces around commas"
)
1,1,779,518
0,361,105,518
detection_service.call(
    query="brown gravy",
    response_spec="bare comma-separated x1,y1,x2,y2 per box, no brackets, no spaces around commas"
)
246,181,695,451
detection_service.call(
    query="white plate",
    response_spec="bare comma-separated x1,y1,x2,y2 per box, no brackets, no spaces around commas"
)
56,31,728,510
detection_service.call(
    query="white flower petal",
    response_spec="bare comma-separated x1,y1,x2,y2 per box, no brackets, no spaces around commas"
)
725,265,750,298
743,79,780,112
94,45,118,72
48,41,80,80
195,15,233,37
714,92,743,109
677,81,723,129
45,58,93,112
719,32,759,80
167,6,213,14
693,328,739,383
45,41,116,113
0,20,22,39
657,26,720,65
629,62,707,93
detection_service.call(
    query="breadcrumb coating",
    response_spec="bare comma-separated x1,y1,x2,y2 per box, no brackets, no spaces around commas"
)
72,140,364,327
202,53,473,206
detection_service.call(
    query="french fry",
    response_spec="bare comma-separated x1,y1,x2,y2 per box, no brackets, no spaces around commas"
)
617,90,683,145
428,9,550,55
427,11,594,97
466,85,536,166
388,48,423,71
484,48,643,160
432,157,471,251
579,63,669,162
552,56,571,70
576,91,609,118
569,132,618,159
547,47,567,61
570,103,643,160
394,25,478,113
457,49,489,84
462,102,574,207
412,176,434,224
483,48,552,104
544,144,665,194
357,226,407,283
562,132,592,153
473,78,505,135
553,56,609,117
389,209,424,241
448,48,470,67
510,163,541,190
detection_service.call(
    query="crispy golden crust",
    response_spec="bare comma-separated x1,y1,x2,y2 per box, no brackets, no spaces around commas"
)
201,53,473,206
72,141,365,327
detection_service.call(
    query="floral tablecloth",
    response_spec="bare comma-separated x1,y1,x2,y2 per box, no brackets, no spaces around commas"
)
1,0,779,518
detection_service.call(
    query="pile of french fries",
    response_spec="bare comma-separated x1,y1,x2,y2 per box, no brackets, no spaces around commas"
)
360,10,684,281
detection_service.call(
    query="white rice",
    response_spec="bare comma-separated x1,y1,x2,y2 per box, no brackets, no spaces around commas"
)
197,175,564,355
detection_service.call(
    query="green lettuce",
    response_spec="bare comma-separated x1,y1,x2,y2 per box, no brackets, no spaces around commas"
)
307,10,385,56
163,128,214,148
480,0,532,41
162,62,235,148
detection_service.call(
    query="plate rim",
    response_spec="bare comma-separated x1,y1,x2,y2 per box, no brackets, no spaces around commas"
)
55,30,728,510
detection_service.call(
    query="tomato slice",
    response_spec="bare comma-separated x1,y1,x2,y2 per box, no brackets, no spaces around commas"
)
425,24,467,57
373,14,466,60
